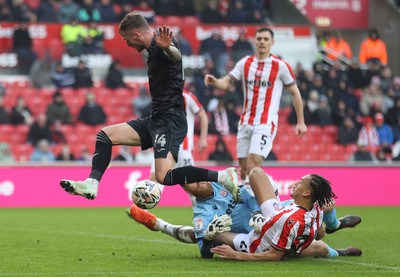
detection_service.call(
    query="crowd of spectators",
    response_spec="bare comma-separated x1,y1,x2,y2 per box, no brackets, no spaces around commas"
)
0,0,272,24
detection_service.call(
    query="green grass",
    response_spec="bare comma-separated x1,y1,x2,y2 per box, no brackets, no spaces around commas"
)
0,207,399,276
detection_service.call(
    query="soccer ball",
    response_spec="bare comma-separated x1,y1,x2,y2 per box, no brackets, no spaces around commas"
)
131,180,161,209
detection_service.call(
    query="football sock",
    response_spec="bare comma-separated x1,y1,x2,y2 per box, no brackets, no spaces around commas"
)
155,219,194,243
89,130,113,182
327,245,339,258
163,166,217,185
323,208,341,229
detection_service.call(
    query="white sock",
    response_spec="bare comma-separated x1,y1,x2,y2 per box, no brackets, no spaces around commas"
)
155,219,195,243
155,218,180,236
217,170,227,184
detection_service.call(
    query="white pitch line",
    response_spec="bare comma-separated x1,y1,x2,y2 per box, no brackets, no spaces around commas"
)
320,258,400,271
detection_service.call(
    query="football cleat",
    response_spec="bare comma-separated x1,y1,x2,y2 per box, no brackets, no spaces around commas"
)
222,167,241,202
128,204,157,231
326,215,362,234
60,179,98,200
336,247,362,256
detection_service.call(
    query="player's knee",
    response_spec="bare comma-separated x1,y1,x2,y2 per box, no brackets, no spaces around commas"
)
160,170,173,185
96,130,112,145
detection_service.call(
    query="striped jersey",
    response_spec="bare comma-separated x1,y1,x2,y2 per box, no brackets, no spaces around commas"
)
182,90,203,151
228,54,296,126
249,202,322,255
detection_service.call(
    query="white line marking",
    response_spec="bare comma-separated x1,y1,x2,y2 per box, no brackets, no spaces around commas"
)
320,258,400,271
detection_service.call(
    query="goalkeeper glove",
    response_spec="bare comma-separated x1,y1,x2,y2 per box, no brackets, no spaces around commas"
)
204,214,232,240
249,213,266,232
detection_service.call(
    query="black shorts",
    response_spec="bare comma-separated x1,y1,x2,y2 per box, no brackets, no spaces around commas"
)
127,111,187,160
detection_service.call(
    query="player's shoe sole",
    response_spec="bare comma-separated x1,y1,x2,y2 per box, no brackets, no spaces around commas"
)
336,247,362,256
223,167,241,202
60,180,97,200
326,215,362,234
128,204,157,231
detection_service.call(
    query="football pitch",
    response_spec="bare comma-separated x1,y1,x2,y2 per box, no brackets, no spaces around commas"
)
1,207,399,276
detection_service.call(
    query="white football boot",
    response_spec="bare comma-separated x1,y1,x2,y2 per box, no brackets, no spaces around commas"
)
60,178,98,200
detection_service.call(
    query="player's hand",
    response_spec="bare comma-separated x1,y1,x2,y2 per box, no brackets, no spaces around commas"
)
249,213,266,232
295,123,307,138
211,244,238,260
204,214,232,240
204,74,216,87
154,25,172,49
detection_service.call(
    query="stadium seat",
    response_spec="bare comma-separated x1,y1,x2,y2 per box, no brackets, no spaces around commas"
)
164,16,183,26
183,16,200,25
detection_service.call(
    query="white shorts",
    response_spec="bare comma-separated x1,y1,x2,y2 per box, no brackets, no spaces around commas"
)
237,124,277,159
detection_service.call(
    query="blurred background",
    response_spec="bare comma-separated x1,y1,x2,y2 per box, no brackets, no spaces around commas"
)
0,0,400,165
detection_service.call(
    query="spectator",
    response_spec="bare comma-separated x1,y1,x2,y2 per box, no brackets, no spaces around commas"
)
385,96,400,129
337,116,359,146
347,58,367,90
199,30,229,76
379,65,393,94
392,140,400,161
82,21,104,54
359,28,387,66
176,0,195,16
78,0,101,22
29,139,56,162
0,2,13,21
308,74,327,98
105,60,126,89
36,0,59,22
316,95,332,126
0,143,15,162
331,99,348,126
200,0,223,23
348,140,378,163
60,18,85,56
77,145,92,162
304,90,320,125
360,76,385,116
230,29,254,63
50,120,67,144
208,137,233,162
227,0,250,23
336,79,360,116
10,96,33,125
176,30,193,56
325,31,352,61
27,113,52,146
375,146,392,164
135,148,153,164
29,58,55,89
117,2,133,22
209,99,230,136
0,95,10,124
57,0,80,23
374,112,394,147
98,0,117,23
73,60,93,88
132,86,151,118
133,1,155,24
113,145,134,163
46,91,72,124
357,116,380,151
78,91,107,125
225,100,240,134
10,0,36,22
56,144,75,161
50,62,75,88
12,20,37,74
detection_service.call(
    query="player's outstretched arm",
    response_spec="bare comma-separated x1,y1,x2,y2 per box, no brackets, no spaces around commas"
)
287,84,307,138
204,74,232,90
211,245,284,261
154,25,181,62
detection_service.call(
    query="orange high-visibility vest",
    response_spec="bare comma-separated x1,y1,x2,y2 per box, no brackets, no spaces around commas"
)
326,38,353,60
359,38,387,65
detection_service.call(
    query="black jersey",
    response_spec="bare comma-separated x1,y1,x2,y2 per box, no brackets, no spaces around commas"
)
146,35,185,117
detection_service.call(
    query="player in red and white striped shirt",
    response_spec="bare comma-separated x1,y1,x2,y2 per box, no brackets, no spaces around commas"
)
209,167,337,261
204,27,307,183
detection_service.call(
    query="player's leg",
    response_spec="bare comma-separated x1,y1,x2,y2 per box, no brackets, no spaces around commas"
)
237,125,251,185
60,122,141,199
301,240,362,258
238,157,248,184
248,167,279,217
128,204,196,243
323,202,362,234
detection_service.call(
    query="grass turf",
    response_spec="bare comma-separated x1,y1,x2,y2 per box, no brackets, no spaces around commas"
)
0,207,399,276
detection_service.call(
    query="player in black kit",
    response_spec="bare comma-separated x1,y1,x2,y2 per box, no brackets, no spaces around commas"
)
59,12,239,200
